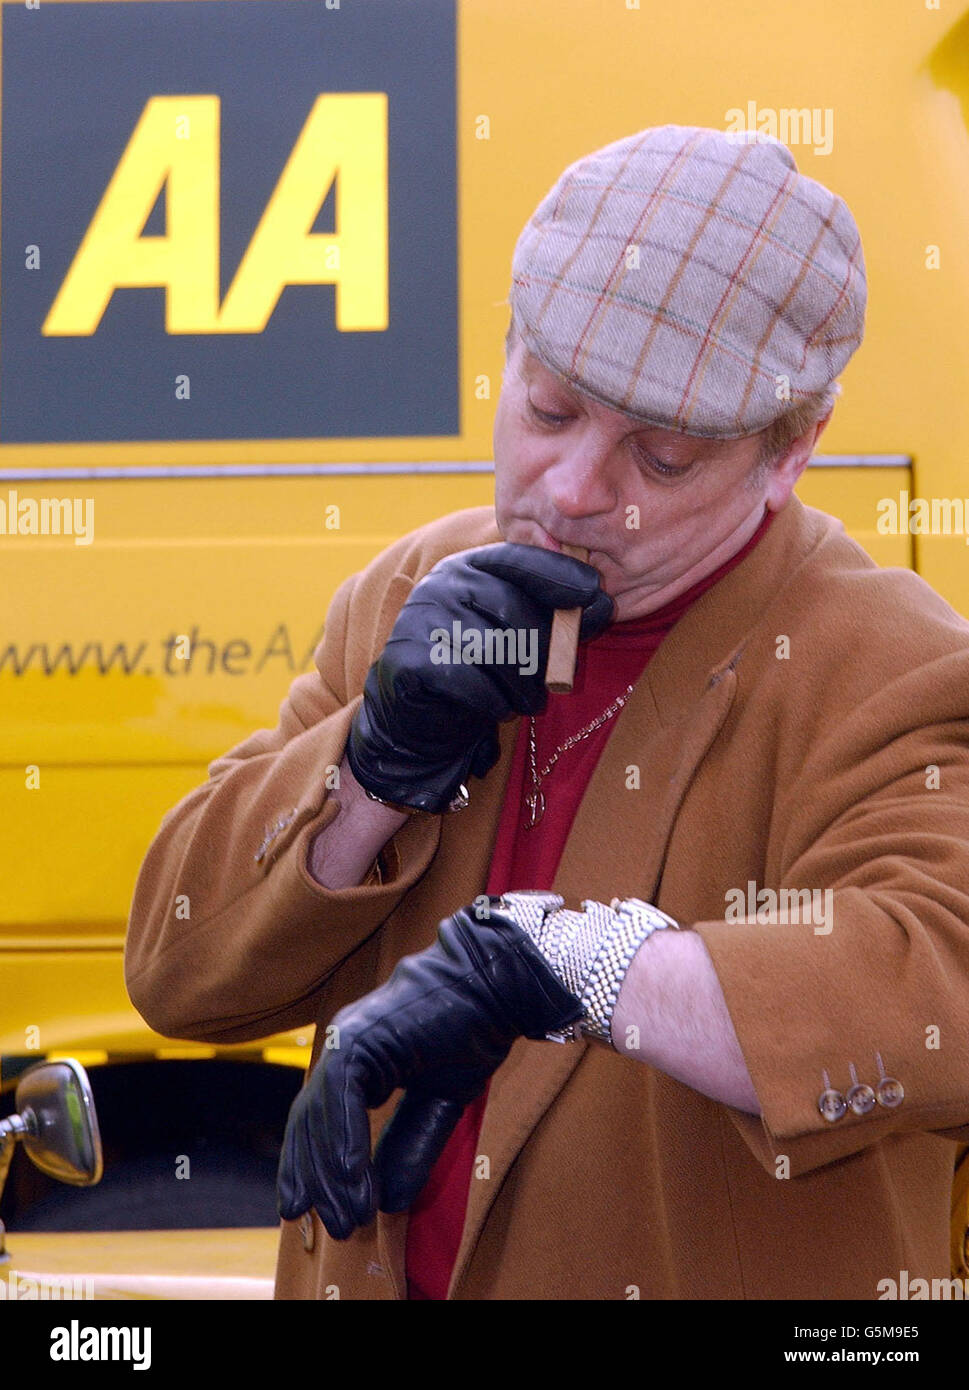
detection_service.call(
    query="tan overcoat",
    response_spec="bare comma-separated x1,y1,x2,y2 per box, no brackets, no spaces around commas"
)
125,495,969,1300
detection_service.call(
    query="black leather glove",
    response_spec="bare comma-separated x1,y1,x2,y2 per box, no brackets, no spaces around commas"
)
276,901,583,1240
346,543,613,813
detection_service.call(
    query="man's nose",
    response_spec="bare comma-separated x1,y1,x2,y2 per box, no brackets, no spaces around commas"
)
543,438,618,519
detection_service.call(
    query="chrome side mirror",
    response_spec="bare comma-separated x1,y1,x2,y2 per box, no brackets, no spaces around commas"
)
0,1059,102,1261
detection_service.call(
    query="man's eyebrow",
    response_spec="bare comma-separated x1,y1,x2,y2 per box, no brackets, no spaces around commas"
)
522,354,701,462
521,355,583,402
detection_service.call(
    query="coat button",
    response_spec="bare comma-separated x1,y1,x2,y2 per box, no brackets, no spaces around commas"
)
299,1212,315,1252
846,1082,876,1116
818,1087,846,1122
876,1076,904,1109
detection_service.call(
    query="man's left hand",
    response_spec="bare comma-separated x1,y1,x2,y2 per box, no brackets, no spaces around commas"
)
276,902,583,1240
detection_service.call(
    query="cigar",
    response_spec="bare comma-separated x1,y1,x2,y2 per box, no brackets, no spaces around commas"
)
545,544,588,693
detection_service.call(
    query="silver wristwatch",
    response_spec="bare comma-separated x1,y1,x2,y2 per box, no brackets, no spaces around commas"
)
496,891,680,1045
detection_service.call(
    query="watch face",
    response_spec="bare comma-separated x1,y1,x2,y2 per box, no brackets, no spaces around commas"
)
503,891,562,901
500,891,565,913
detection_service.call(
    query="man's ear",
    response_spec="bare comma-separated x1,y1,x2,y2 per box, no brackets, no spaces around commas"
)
812,412,832,448
765,413,832,512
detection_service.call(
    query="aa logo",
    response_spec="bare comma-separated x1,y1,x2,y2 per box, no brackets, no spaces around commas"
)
0,0,457,443
44,94,388,338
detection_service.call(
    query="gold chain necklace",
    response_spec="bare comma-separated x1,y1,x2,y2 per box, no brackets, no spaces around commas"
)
524,683,636,828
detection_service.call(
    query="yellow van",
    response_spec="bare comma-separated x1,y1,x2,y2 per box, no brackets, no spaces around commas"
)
2,0,968,1288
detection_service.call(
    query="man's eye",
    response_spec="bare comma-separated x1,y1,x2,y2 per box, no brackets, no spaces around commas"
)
647,457,686,478
634,445,690,480
527,399,570,427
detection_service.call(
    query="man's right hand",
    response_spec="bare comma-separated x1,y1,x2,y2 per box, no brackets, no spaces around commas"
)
345,543,613,814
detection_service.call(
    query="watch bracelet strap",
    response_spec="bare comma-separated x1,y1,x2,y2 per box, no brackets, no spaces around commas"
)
498,892,680,1044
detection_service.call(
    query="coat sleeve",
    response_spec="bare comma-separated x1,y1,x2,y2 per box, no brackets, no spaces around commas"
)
123,536,444,1046
691,645,969,1177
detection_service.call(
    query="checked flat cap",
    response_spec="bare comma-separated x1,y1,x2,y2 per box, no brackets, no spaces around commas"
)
509,124,866,439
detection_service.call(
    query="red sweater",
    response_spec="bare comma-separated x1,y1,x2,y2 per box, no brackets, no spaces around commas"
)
405,511,774,1298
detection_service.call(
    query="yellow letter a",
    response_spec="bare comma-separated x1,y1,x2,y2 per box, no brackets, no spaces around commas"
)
216,93,388,333
43,96,220,336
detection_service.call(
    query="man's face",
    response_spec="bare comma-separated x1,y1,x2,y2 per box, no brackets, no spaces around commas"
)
493,339,800,622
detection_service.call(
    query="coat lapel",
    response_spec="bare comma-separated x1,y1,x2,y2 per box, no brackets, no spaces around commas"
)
379,497,830,1297
447,498,829,1296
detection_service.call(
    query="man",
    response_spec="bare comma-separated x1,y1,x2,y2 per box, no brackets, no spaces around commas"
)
125,125,969,1300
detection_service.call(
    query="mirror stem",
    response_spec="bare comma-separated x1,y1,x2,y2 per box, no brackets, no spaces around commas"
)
0,1134,17,1263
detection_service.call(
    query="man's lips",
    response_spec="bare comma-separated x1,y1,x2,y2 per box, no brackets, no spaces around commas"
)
532,523,597,557
534,525,564,553
504,518,609,567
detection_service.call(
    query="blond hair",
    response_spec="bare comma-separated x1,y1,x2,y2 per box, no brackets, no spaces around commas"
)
754,384,839,465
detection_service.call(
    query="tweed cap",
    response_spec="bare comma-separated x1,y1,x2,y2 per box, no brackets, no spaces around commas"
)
509,125,866,439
